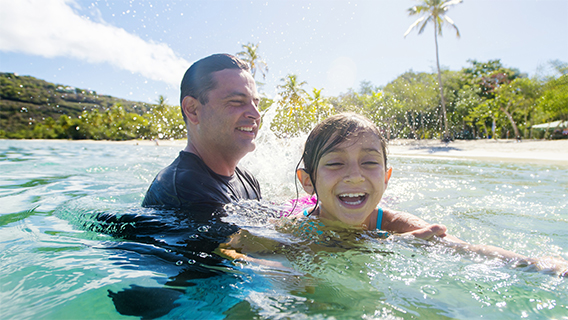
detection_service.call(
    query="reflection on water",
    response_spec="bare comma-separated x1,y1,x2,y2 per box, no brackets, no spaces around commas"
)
0,139,567,319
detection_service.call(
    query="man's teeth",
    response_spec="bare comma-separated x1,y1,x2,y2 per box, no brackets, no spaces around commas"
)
238,127,253,132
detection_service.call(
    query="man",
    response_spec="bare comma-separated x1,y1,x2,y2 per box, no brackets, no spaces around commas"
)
141,53,434,234
142,54,262,209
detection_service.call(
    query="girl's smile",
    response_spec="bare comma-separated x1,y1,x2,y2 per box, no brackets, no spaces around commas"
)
299,132,392,227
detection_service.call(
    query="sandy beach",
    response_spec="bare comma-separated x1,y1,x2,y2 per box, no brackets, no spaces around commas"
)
77,137,568,165
386,139,568,165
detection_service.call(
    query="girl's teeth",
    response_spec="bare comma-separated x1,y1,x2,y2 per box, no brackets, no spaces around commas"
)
339,193,365,197
344,199,363,205
338,193,365,205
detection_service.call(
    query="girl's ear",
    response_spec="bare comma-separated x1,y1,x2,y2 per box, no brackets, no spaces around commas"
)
297,169,315,194
182,96,199,124
384,167,392,187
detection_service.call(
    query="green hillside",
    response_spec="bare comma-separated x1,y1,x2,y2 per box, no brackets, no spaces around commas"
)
0,72,188,140
0,72,153,135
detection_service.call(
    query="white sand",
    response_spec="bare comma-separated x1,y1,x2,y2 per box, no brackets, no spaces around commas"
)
387,139,568,165
40,138,568,165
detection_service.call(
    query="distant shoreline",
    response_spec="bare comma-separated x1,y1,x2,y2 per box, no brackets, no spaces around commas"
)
3,138,568,165
387,138,568,165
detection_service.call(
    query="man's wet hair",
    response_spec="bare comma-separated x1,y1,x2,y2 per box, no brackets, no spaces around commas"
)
179,54,250,122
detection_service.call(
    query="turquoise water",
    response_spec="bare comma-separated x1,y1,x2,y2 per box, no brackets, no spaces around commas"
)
1,139,567,319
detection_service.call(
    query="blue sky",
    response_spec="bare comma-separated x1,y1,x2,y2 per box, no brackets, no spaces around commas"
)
1,0,567,105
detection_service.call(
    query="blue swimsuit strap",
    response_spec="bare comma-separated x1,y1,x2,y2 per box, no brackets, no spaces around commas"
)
376,207,383,231
303,207,384,231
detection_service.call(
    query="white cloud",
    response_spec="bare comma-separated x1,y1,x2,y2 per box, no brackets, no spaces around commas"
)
0,0,189,86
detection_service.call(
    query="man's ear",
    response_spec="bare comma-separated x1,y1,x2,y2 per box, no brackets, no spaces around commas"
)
297,169,315,195
181,96,199,125
384,167,393,187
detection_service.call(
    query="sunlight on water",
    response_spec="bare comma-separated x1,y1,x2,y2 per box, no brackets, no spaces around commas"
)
0,138,567,319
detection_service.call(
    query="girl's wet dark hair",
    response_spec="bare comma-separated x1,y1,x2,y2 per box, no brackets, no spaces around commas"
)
295,113,388,215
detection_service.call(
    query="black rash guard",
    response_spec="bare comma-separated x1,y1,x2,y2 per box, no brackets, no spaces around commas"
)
142,151,261,209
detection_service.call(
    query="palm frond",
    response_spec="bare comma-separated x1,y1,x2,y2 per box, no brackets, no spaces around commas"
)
443,15,461,37
404,16,426,37
418,17,431,34
441,0,463,9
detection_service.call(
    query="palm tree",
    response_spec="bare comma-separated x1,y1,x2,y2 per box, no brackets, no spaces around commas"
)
274,74,308,135
237,42,269,81
277,74,308,112
404,0,462,140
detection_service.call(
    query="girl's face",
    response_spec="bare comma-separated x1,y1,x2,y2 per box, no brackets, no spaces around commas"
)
300,132,392,227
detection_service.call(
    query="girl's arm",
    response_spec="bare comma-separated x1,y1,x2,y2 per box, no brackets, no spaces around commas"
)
381,210,568,276
381,208,448,236
381,208,467,241
442,239,568,277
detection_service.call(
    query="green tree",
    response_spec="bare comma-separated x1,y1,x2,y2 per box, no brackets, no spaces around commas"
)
271,74,309,137
455,85,483,138
237,42,269,83
143,95,185,140
307,88,334,124
462,59,526,138
404,0,462,140
383,71,438,139
494,77,542,139
539,74,568,124
538,61,568,126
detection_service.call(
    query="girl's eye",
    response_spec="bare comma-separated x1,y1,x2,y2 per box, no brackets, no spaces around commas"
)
363,161,380,166
325,162,343,167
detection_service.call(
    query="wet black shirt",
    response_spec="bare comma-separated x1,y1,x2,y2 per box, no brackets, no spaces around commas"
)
142,151,261,209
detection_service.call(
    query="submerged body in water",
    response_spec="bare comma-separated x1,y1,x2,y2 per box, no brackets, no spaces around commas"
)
1,140,567,319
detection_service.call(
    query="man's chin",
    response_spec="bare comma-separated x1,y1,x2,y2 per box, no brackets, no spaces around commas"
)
236,140,256,155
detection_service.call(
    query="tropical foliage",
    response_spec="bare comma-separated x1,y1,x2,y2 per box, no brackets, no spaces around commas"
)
2,57,567,140
237,42,269,91
404,0,463,140
0,74,185,140
270,74,333,138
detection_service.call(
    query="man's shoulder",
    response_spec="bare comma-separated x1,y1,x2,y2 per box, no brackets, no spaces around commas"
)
142,151,215,208
142,151,260,208
235,165,259,185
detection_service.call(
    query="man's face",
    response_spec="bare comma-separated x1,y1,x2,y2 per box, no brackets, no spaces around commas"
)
197,69,261,161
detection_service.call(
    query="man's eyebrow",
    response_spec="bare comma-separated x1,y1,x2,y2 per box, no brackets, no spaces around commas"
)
223,92,248,100
223,92,260,102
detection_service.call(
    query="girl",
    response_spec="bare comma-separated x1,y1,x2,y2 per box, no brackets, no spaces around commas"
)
288,112,567,275
292,112,447,238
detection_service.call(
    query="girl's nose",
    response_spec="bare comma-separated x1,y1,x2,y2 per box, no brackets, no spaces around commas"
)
343,165,365,183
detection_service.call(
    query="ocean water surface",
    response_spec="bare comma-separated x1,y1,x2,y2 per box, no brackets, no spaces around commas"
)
1,138,567,319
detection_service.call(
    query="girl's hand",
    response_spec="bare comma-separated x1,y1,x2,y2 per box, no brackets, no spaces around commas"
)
524,256,568,277
404,224,447,239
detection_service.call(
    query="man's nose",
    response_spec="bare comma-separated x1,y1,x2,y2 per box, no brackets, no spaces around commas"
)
246,100,261,121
